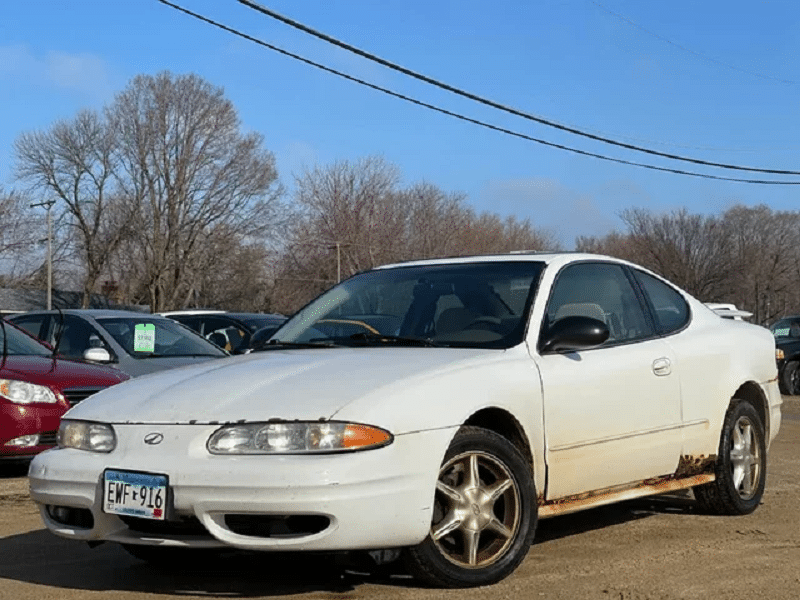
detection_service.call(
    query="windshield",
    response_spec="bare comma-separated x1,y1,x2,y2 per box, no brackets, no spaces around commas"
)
0,321,53,356
273,261,544,349
771,319,800,339
97,317,227,358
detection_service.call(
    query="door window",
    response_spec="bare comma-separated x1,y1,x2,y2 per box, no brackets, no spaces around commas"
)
545,262,654,345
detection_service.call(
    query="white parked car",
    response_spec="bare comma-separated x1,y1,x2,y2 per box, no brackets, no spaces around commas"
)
28,253,781,587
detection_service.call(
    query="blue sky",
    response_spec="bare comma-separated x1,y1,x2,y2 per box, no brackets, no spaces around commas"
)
1,0,798,247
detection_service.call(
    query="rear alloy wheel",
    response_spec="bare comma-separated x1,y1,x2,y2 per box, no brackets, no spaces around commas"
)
404,426,536,588
694,400,766,515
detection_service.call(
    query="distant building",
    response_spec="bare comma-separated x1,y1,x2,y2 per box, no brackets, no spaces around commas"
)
0,288,149,315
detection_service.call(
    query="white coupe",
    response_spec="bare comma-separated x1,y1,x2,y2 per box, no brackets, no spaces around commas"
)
28,253,781,587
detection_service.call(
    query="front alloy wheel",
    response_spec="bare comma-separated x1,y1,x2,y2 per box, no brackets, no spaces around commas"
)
404,426,536,587
433,451,520,567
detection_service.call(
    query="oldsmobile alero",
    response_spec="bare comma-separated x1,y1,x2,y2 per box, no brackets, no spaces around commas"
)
27,253,781,587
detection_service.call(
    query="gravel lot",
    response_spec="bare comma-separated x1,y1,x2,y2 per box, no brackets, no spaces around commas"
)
2,398,799,600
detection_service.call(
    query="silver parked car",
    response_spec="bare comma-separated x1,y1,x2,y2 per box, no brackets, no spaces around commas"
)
8,310,227,378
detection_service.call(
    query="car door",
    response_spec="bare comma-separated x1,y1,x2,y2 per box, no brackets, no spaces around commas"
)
535,262,683,499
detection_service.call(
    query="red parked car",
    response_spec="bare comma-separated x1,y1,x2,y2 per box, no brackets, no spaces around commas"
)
0,319,129,460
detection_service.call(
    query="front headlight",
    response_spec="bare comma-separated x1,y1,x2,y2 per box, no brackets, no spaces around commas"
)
207,421,393,455
0,379,59,404
776,348,785,361
57,420,116,453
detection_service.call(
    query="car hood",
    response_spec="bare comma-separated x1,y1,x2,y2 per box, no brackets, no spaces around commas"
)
67,347,500,424
0,355,129,388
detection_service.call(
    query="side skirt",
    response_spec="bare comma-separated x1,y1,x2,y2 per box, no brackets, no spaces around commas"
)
538,469,715,518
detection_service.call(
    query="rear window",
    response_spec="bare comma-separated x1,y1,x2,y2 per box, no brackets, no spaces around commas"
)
771,319,800,339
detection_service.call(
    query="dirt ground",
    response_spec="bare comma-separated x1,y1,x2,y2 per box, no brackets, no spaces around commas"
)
2,399,799,600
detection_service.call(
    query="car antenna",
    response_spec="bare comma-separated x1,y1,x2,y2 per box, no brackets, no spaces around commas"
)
51,305,64,358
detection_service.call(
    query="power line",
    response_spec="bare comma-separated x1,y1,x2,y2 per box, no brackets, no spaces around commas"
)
156,0,800,185
235,0,800,177
591,1,798,86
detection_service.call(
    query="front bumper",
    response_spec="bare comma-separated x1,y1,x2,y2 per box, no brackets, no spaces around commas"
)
28,423,456,551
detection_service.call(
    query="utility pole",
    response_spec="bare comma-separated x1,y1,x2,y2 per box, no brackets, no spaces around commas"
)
31,199,55,310
326,241,351,283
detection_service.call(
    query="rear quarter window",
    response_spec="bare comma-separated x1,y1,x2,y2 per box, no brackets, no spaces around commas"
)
632,269,690,335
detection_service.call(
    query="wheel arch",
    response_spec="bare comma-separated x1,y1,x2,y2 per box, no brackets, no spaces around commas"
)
463,408,533,468
731,381,770,441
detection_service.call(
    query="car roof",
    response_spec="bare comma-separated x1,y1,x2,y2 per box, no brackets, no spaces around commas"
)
376,252,622,270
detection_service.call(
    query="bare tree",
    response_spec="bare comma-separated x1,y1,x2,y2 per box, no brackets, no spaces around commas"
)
272,156,559,314
0,188,46,284
109,72,284,312
14,111,132,306
720,205,800,324
619,207,735,301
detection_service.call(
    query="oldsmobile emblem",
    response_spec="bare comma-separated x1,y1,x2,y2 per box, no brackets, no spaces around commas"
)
143,432,164,445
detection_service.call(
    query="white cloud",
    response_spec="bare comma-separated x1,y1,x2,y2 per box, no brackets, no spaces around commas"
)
0,44,113,100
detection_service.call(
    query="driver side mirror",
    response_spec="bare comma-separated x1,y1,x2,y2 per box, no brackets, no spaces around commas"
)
83,347,113,363
539,316,609,354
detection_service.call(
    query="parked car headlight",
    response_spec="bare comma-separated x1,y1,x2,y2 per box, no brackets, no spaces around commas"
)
207,421,393,454
0,379,58,404
776,348,785,361
57,420,116,453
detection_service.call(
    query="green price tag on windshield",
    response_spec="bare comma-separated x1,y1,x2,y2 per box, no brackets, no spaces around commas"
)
134,323,156,352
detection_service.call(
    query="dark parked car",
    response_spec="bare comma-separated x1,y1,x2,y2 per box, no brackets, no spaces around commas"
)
769,316,800,394
8,310,227,378
0,319,129,460
160,311,286,353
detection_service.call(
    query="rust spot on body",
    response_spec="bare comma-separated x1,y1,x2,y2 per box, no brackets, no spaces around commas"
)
537,458,718,518
674,454,717,478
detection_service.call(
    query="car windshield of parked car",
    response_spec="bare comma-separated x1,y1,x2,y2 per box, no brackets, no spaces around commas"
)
97,318,227,358
0,322,53,356
273,261,545,349
770,318,800,339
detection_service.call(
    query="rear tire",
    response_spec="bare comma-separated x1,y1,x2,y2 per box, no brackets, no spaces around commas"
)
781,360,800,395
694,400,766,515
403,426,536,588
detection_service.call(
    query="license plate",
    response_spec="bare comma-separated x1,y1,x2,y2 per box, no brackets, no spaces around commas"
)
103,469,168,520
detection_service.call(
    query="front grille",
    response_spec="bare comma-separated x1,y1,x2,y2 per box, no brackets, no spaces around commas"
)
39,431,57,446
62,387,106,407
120,515,210,537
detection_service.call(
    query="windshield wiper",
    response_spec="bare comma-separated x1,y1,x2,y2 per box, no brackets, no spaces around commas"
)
348,332,441,347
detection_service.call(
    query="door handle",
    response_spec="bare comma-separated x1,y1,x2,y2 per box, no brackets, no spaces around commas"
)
652,357,671,376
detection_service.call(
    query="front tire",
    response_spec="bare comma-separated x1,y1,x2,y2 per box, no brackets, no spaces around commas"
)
694,400,766,515
404,426,536,588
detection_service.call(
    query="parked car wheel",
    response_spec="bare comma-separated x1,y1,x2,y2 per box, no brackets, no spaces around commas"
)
781,360,800,395
403,426,536,588
694,400,766,515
